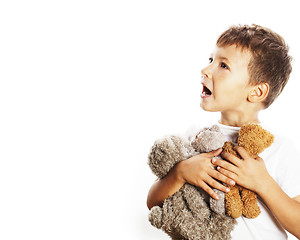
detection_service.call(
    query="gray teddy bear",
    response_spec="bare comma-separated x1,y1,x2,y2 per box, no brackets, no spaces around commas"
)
148,125,236,240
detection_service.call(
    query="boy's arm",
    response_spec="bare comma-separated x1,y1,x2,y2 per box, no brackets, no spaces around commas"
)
214,147,300,239
147,148,235,210
258,180,300,238
146,163,185,210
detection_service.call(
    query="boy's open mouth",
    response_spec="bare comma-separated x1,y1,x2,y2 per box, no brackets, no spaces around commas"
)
202,85,212,97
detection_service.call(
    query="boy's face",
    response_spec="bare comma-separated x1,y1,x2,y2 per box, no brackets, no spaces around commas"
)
200,44,253,113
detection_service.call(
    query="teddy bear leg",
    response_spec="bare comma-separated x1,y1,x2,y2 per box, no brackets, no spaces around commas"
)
240,187,261,218
166,199,208,240
148,191,184,238
208,212,237,240
156,190,207,240
225,185,243,218
172,185,210,240
176,213,209,240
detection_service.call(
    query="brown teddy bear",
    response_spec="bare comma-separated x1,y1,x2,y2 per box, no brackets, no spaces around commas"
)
222,124,274,219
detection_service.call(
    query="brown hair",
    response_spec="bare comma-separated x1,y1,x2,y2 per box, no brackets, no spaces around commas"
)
216,24,292,108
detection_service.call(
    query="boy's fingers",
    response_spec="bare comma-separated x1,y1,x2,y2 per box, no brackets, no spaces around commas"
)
213,155,240,171
234,146,251,160
209,168,236,187
220,151,241,167
207,174,231,193
203,148,222,158
198,181,220,200
216,166,238,183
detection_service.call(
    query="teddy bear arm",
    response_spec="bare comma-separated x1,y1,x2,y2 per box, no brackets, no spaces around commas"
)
210,189,225,214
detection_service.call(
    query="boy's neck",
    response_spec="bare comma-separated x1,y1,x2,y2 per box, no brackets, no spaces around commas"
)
219,111,260,127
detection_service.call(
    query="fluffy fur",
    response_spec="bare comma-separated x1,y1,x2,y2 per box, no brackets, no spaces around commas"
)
223,124,274,219
148,125,236,240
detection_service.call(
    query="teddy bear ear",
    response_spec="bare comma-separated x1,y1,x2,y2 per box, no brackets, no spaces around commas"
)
238,124,274,154
262,130,274,148
210,124,221,132
148,135,194,178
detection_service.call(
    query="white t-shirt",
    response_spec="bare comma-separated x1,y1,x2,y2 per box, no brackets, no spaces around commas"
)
187,122,300,239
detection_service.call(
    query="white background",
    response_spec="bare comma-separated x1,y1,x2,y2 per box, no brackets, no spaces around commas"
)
0,0,299,239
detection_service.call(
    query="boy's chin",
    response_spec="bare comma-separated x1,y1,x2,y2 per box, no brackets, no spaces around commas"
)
200,102,218,112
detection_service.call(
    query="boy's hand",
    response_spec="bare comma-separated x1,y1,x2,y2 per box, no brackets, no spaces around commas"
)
177,148,235,200
214,146,271,194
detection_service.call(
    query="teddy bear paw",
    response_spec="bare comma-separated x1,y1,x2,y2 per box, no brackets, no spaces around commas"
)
148,206,163,229
210,189,225,215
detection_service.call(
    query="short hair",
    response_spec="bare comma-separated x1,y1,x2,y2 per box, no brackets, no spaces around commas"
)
216,24,292,108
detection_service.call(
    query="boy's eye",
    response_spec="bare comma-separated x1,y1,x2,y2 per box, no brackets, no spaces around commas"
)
220,62,228,69
208,57,213,63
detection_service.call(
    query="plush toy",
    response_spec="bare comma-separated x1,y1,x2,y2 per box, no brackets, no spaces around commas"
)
222,124,274,219
148,125,236,240
191,125,227,215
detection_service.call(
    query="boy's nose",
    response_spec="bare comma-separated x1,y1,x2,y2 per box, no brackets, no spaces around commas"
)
201,65,212,79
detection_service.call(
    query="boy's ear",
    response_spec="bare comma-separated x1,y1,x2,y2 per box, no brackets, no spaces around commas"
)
248,83,269,103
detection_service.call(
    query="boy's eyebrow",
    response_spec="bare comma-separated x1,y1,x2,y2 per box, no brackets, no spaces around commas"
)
218,56,229,61
217,56,231,65
210,53,232,65
210,53,230,62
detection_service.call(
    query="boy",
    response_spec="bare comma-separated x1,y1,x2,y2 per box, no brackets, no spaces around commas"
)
147,24,300,239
